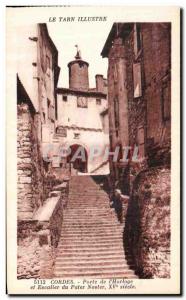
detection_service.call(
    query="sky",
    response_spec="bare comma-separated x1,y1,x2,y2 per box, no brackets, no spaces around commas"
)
47,21,113,88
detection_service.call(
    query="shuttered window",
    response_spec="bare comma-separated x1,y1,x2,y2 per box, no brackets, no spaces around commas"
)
133,63,142,98
114,96,119,130
137,126,145,158
162,85,171,121
134,23,142,57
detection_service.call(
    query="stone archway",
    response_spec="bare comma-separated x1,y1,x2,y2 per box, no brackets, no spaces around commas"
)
67,144,88,173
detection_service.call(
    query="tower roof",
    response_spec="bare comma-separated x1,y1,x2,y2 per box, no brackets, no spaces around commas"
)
68,46,89,68
75,44,82,59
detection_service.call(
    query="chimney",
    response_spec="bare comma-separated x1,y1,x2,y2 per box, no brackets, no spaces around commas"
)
95,74,104,93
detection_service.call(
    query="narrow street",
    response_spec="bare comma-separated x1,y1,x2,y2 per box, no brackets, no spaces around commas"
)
54,176,137,279
15,21,172,282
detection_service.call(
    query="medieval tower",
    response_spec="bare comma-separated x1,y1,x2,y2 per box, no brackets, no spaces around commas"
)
54,47,109,174
68,46,89,91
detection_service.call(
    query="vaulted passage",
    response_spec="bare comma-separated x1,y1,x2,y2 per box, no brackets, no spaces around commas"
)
67,144,88,173
54,175,137,278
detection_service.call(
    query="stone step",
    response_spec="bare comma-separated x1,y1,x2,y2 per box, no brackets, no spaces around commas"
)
55,256,129,262
53,273,138,279
62,224,123,229
62,235,123,240
67,203,110,206
69,191,107,193
68,203,109,206
62,229,123,235
52,175,138,279
64,209,113,212
54,269,136,277
67,206,110,209
63,221,119,226
63,219,118,223
69,195,108,197
68,200,110,205
57,246,124,253
62,223,121,229
58,241,123,248
64,216,116,220
55,262,135,270
64,209,115,213
55,254,128,261
61,234,123,239
61,229,122,234
63,215,116,219
69,192,105,194
68,201,109,204
69,195,108,198
58,238,121,247
65,207,115,211
68,200,109,204
63,215,117,219
62,223,119,228
54,265,132,273
55,257,131,265
60,233,122,239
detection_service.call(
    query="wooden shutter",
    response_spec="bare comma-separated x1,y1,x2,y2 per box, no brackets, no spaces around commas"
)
137,126,145,158
133,63,142,98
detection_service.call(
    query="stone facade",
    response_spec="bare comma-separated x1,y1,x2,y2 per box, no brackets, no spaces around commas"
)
55,51,109,174
124,167,170,278
16,24,68,279
17,101,68,279
17,103,45,220
101,22,171,278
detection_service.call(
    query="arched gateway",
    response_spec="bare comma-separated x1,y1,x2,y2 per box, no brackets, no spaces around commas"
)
67,144,88,173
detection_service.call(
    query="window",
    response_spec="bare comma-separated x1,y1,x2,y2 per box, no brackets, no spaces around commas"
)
63,95,68,101
113,64,118,83
161,85,170,121
56,126,67,137
114,96,119,130
134,23,142,57
77,97,88,108
96,98,101,105
42,112,46,123
74,133,80,139
133,63,142,98
137,126,145,158
46,55,51,69
47,99,50,120
48,105,55,121
47,98,50,109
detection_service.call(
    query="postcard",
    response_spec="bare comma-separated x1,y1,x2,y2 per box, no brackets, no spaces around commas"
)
6,5,180,295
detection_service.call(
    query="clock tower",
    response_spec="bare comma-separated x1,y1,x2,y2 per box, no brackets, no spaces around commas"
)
68,46,89,91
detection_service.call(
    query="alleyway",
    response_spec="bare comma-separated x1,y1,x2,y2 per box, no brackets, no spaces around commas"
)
54,176,137,279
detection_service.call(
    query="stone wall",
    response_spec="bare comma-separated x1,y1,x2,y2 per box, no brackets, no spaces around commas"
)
143,23,171,168
17,102,69,279
17,182,69,279
17,103,45,220
124,166,170,278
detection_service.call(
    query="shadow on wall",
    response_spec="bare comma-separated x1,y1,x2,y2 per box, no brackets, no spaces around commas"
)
124,166,171,279
91,175,110,194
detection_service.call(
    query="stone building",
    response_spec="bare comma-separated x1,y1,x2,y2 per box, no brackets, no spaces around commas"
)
16,24,110,279
55,49,109,174
17,24,67,279
17,23,60,219
101,23,171,278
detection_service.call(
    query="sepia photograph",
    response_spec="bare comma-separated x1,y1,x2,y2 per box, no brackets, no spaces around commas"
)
6,6,180,295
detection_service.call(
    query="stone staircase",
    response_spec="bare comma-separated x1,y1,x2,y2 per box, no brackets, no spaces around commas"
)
54,175,137,279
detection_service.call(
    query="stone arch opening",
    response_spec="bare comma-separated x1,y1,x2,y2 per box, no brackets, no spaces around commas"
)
67,144,88,173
